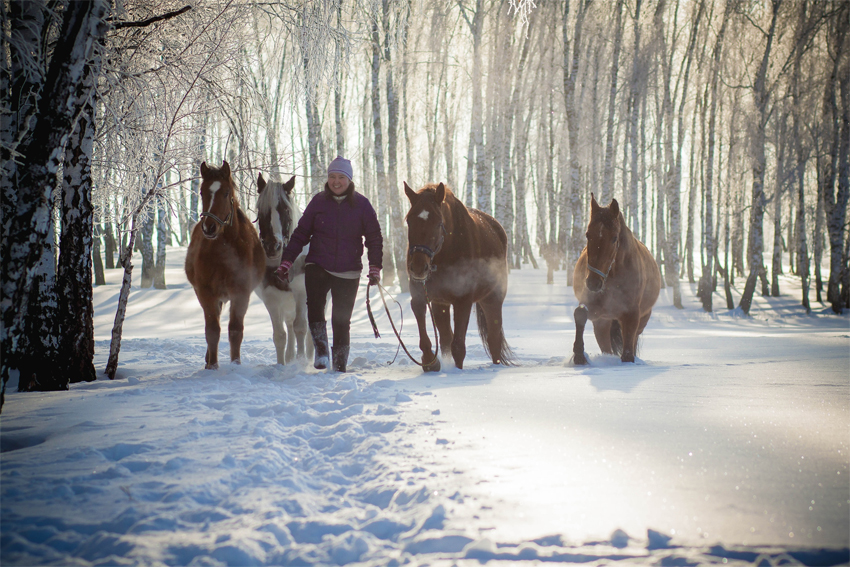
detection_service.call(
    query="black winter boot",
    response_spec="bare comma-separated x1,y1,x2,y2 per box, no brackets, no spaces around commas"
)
332,345,350,372
309,322,329,369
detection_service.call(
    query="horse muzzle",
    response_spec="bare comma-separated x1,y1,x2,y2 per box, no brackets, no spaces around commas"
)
202,222,222,240
263,239,283,259
585,274,606,293
407,257,433,282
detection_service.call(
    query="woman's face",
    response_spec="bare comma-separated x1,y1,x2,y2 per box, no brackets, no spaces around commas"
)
328,172,350,195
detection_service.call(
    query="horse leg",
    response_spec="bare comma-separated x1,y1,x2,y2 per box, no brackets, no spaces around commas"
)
264,298,287,365
592,318,614,354
479,297,508,365
572,305,589,365
450,301,473,370
432,303,454,360
294,293,311,361
619,313,640,363
200,297,222,369
284,320,296,364
411,292,439,372
228,293,250,364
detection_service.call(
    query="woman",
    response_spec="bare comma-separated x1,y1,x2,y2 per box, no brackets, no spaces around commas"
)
275,157,383,372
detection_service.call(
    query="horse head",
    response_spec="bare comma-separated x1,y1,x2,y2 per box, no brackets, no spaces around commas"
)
404,181,448,282
199,161,238,240
256,173,296,260
584,194,621,293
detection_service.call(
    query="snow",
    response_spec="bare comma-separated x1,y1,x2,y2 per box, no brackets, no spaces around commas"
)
2,246,848,566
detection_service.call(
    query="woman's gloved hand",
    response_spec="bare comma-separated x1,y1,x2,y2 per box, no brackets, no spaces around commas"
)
368,266,381,286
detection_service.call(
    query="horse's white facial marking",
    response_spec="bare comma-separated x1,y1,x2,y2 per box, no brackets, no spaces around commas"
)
271,201,283,239
418,210,430,221
209,181,221,196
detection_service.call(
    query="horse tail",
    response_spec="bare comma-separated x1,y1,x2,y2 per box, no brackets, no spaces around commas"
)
610,320,623,357
476,303,517,366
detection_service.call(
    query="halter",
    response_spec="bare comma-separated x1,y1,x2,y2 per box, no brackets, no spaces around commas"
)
200,196,235,228
408,223,447,282
587,239,619,285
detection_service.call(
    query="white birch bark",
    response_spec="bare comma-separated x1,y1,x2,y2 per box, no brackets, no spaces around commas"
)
739,0,780,315
600,0,625,204
563,0,592,285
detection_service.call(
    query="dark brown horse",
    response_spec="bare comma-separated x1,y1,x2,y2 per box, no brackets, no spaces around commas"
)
572,195,661,364
404,182,515,372
185,161,264,369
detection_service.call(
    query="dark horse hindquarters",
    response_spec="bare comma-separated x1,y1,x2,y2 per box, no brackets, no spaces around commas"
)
572,196,661,364
404,182,515,372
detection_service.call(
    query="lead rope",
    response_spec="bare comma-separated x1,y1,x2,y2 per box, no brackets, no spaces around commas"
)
367,281,440,368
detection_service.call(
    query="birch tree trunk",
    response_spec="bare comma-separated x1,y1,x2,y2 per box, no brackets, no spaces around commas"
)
1,0,46,403
461,0,485,208
139,200,156,288
626,0,644,237
739,0,781,315
154,193,169,290
822,4,850,312
698,0,732,311
383,0,409,292
370,17,394,284
601,0,625,204
772,116,787,297
2,0,109,400
563,0,592,285
58,81,98,384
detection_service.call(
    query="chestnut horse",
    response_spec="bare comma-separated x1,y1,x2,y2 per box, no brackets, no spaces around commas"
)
404,182,515,372
185,161,264,369
572,195,661,364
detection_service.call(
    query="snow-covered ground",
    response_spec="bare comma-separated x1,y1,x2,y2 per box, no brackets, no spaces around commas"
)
2,246,848,566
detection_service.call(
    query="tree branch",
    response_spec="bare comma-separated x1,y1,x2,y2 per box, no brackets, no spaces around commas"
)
111,5,191,30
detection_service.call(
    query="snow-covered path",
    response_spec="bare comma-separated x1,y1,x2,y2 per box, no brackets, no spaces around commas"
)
2,247,848,566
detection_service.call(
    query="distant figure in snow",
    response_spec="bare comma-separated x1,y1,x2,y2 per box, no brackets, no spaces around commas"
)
572,195,661,364
275,157,383,372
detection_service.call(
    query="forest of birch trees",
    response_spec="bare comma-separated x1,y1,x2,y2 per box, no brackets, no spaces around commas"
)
2,0,849,401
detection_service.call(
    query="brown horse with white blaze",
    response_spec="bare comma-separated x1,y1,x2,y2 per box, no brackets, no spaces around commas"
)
573,195,661,364
185,161,264,369
405,182,515,372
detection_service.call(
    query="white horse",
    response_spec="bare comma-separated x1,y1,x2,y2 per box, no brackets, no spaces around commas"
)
254,174,312,364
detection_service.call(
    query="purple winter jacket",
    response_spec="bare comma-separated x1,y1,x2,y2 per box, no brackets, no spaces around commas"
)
281,184,383,273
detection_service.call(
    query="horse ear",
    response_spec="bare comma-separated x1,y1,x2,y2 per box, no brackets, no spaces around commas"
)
222,161,231,176
435,182,446,205
283,176,296,195
610,198,620,217
200,162,209,177
404,182,417,204
590,193,599,213
257,173,266,194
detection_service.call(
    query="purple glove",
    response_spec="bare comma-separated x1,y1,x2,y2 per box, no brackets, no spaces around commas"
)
368,266,381,286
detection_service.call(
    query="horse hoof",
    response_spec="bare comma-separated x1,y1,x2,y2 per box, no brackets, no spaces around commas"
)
423,357,441,373
572,352,589,366
231,358,241,365
621,354,635,363
205,363,219,370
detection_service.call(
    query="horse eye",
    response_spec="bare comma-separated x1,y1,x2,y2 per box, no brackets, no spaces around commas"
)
613,237,618,244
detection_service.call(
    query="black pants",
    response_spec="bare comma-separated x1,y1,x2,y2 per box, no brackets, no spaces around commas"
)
305,264,359,348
